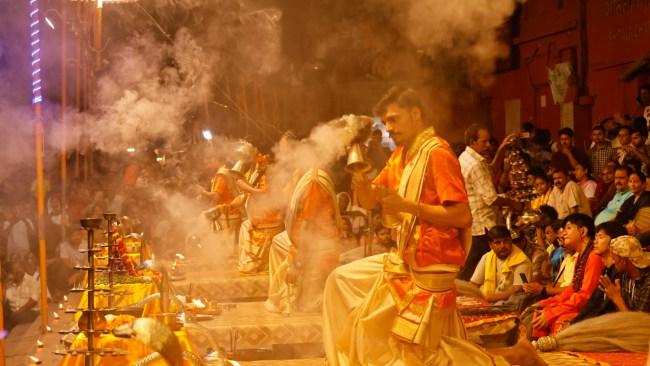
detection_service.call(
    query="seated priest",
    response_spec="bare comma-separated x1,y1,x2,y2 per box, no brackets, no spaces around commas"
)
265,168,341,314
471,225,532,303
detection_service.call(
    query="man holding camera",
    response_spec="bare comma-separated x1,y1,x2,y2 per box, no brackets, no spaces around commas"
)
457,124,522,280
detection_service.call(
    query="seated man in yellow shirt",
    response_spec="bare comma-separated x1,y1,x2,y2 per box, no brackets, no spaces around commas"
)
471,225,532,303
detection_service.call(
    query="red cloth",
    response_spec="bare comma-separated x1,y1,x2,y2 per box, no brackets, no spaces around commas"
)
373,137,469,267
533,250,604,337
574,352,648,366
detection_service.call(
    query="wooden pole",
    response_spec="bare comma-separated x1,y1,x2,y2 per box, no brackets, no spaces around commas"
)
35,116,49,333
74,1,82,179
94,2,102,68
27,0,49,334
60,1,68,241
83,21,89,181
0,263,5,363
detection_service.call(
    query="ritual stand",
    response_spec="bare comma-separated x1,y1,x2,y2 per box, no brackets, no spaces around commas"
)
55,217,126,365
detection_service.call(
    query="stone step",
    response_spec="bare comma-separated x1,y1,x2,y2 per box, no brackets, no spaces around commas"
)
240,358,325,365
187,301,323,360
174,270,269,302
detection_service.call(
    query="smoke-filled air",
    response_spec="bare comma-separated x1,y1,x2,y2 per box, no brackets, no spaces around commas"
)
0,0,526,362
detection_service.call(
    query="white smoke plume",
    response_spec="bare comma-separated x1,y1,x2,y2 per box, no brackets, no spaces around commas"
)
405,0,521,87
248,114,370,216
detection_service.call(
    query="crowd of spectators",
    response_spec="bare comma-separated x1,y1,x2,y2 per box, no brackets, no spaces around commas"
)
458,84,650,339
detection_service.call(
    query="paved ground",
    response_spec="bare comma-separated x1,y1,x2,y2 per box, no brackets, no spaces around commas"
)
5,295,79,366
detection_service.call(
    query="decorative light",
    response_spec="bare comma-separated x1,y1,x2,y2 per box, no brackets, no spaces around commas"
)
28,0,43,105
202,130,213,141
44,17,54,30
36,339,44,348
126,147,136,153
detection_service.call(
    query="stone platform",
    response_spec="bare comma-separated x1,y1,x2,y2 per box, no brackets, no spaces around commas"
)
174,270,269,303
190,301,323,359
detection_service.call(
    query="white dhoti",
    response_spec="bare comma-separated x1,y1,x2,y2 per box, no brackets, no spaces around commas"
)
265,231,292,313
323,254,509,366
237,219,284,274
266,230,339,314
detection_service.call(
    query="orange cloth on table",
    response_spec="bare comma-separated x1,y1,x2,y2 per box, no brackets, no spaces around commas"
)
59,328,197,366
532,250,604,337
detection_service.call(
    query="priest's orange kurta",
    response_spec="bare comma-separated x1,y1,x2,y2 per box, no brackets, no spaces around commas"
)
289,176,340,246
210,172,240,216
373,138,468,268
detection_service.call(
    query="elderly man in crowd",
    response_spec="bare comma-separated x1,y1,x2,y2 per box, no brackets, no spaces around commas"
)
547,168,592,219
595,165,633,225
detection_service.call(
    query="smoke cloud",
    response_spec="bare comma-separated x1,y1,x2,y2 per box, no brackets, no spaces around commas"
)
405,0,520,88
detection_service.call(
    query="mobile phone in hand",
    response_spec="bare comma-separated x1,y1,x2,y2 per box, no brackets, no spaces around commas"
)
519,273,529,283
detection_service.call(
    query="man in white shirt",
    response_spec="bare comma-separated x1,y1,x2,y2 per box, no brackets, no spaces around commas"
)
458,124,521,280
6,204,35,257
4,259,39,331
547,168,592,219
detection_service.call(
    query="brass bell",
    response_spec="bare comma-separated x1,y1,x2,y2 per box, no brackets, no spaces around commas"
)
345,143,371,174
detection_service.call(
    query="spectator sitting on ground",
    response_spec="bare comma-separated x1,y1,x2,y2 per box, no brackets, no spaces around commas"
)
470,225,532,303
339,224,394,265
574,162,598,204
615,125,635,166
602,117,621,146
628,125,650,172
595,162,617,213
523,224,576,301
599,235,650,313
529,213,604,338
547,168,592,219
588,125,615,181
4,258,40,331
595,165,633,225
544,221,565,276
529,169,552,210
615,170,650,236
551,127,587,173
572,221,627,323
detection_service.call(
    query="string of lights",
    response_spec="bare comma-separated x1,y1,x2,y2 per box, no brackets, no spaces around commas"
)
29,0,43,105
